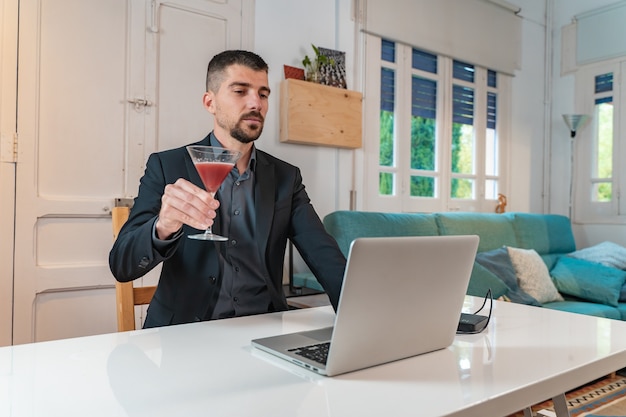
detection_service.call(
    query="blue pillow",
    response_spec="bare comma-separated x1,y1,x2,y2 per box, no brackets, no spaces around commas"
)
550,256,626,307
475,247,541,306
467,262,510,299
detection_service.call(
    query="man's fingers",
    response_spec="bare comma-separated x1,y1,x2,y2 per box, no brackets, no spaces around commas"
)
158,179,219,235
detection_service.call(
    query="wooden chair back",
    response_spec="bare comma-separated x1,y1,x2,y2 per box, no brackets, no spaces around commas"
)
112,206,157,331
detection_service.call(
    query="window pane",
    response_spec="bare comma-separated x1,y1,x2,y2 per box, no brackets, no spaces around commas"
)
381,68,395,112
595,72,613,94
380,110,394,167
486,92,498,176
412,49,437,73
411,117,436,170
453,60,475,82
487,70,497,88
412,76,437,119
411,75,436,173
593,100,613,204
380,68,395,169
451,178,474,199
596,102,613,179
593,182,612,202
487,92,497,130
410,176,435,197
381,39,395,63
452,124,475,175
453,85,474,125
452,85,475,176
485,179,498,200
379,172,394,196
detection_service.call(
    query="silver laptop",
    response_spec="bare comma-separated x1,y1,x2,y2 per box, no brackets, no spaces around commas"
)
252,235,479,377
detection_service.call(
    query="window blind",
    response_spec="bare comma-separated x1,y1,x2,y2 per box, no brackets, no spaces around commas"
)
381,68,395,112
361,0,522,75
594,72,613,94
412,77,437,119
577,3,626,65
487,92,497,129
453,85,474,125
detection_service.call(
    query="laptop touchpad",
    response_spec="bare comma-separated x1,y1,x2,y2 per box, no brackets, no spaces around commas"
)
301,327,333,341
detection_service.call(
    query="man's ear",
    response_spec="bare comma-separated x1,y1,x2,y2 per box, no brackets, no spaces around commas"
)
202,91,216,114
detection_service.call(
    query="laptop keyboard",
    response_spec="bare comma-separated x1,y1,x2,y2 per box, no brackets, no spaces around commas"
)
289,342,330,365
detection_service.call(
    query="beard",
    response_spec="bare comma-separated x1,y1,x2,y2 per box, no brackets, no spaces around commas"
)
230,111,265,144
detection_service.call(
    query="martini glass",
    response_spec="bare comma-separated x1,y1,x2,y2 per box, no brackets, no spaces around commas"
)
186,145,242,241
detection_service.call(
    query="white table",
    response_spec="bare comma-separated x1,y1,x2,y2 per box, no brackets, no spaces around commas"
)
2,297,626,417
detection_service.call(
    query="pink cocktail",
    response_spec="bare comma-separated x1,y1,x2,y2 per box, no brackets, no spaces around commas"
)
194,162,234,193
186,145,242,241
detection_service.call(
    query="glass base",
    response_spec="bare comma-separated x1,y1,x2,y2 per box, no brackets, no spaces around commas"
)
187,232,228,241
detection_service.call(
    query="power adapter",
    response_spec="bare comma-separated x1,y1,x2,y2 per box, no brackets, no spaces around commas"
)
457,313,489,333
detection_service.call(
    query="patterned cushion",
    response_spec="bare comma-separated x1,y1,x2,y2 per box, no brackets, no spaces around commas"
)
507,247,564,303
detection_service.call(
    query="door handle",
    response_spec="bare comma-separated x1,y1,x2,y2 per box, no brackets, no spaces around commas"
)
127,98,153,110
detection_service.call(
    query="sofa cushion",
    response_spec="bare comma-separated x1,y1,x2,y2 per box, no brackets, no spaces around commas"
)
323,211,439,257
475,247,541,306
569,241,626,270
467,262,510,299
617,303,626,320
435,213,518,252
507,247,564,303
550,257,626,307
511,213,576,255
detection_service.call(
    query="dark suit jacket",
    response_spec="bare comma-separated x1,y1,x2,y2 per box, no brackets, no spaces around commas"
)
109,135,346,327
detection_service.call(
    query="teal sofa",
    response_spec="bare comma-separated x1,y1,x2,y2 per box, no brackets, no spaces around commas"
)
294,211,626,320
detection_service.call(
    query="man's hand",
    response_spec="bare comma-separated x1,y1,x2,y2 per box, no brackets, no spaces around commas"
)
155,178,218,240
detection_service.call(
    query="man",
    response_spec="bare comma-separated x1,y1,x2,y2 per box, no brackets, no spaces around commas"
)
109,50,346,328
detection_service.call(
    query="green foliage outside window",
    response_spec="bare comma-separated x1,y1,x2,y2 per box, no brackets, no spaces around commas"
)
379,111,472,198
379,111,394,195
450,123,474,199
410,116,436,197
380,111,394,167
596,102,613,202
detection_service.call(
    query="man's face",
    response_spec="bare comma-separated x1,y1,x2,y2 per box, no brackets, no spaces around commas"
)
204,64,271,144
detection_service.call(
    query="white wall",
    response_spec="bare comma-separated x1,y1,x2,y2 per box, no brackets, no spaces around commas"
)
550,0,626,247
507,0,549,213
254,0,355,221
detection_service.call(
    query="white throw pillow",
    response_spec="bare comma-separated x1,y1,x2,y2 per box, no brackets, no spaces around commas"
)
507,247,564,304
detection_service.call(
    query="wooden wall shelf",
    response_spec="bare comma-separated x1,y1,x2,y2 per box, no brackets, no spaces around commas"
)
279,79,362,149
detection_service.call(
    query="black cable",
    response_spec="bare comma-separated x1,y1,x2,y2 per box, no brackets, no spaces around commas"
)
456,289,493,335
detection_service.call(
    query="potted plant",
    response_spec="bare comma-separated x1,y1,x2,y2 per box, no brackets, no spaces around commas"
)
302,44,334,84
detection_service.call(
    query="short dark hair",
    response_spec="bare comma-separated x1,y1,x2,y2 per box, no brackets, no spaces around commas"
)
205,50,269,92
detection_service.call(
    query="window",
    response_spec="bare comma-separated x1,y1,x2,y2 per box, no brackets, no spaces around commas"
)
592,73,613,203
575,61,626,222
364,35,510,213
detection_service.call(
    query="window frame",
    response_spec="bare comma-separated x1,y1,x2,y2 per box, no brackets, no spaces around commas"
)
362,34,511,213
574,60,626,223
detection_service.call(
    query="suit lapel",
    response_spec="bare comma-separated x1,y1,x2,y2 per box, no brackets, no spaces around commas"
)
254,151,275,265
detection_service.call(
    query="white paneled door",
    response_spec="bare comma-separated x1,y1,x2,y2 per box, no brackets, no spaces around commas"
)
10,0,252,344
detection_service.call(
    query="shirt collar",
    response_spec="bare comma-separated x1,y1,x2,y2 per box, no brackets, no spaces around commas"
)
208,131,256,173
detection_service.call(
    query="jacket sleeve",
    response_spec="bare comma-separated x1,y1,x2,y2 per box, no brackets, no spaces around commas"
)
289,169,346,311
109,153,182,282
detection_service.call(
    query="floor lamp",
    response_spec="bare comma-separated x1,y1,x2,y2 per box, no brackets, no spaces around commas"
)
562,114,591,220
